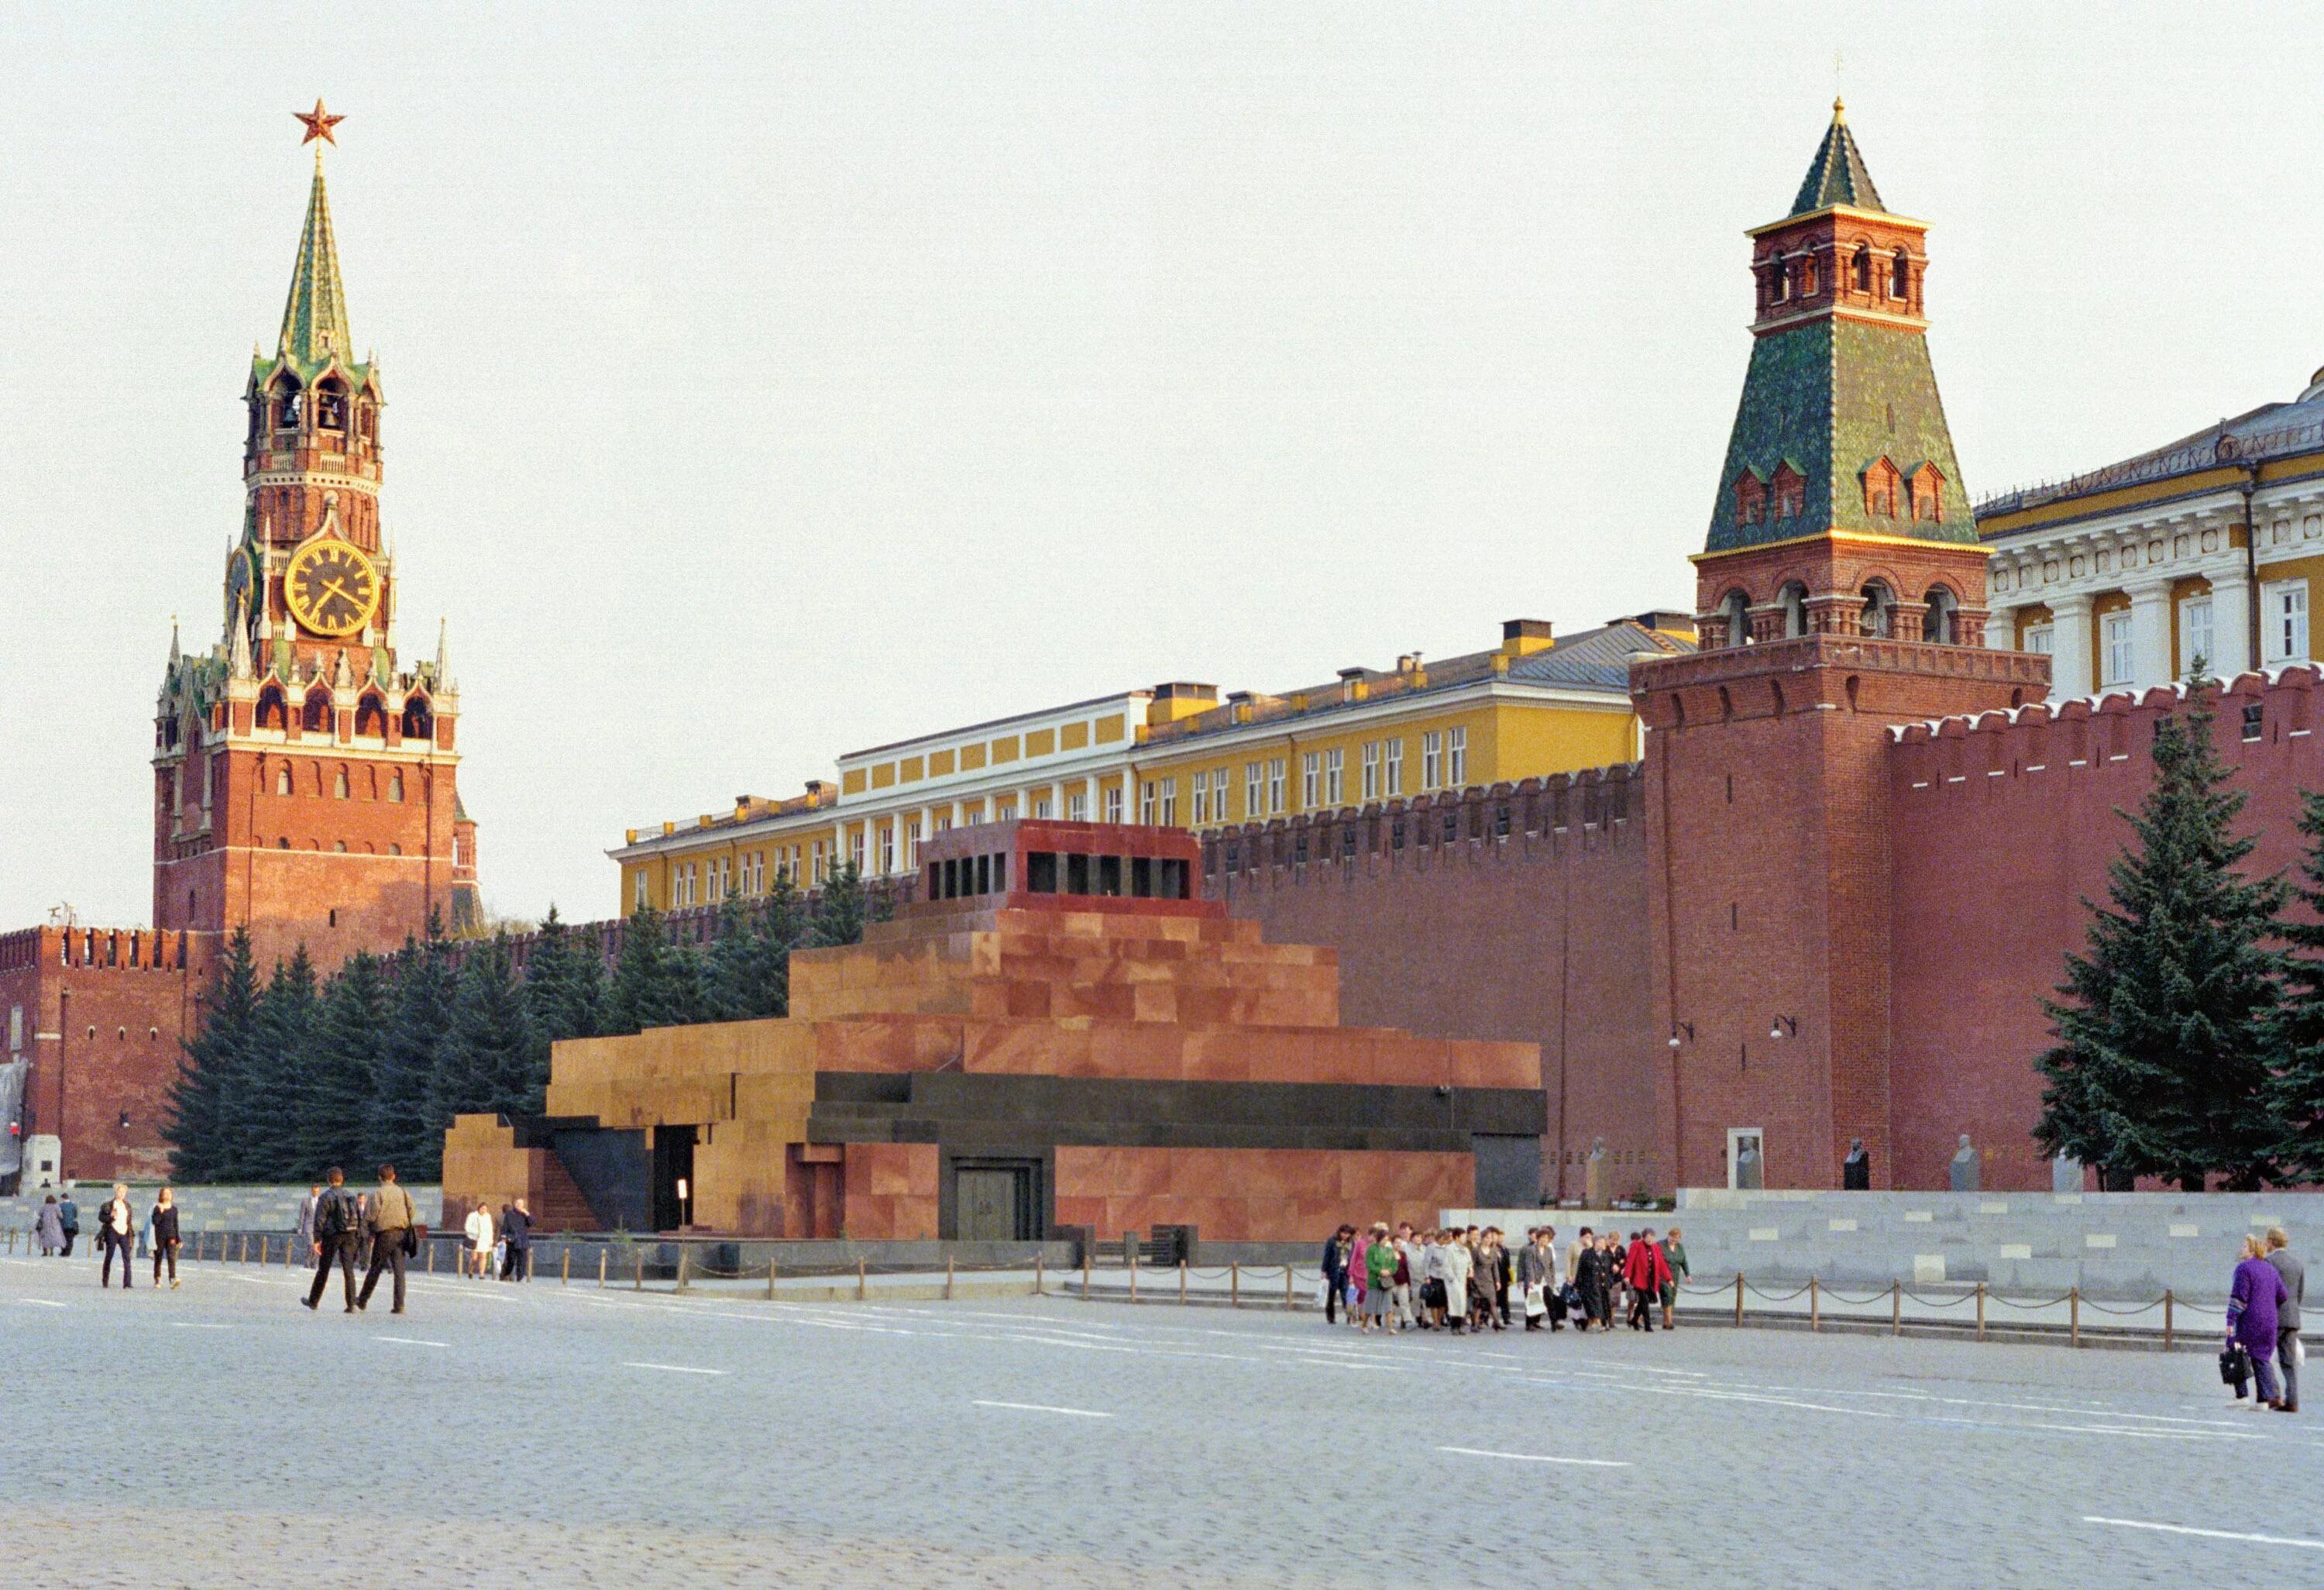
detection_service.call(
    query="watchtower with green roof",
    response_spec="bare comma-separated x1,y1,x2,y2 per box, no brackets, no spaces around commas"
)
1690,100,1992,651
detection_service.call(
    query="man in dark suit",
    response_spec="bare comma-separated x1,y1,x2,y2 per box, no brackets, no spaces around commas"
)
301,1168,363,1313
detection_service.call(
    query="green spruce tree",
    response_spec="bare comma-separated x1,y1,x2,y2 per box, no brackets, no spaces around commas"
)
244,948,321,1181
702,890,796,1021
163,927,260,1182
810,859,870,948
521,906,603,1048
368,913,456,1176
434,931,536,1127
2036,677,2287,1189
297,950,390,1179
2267,789,2324,1182
606,903,690,1035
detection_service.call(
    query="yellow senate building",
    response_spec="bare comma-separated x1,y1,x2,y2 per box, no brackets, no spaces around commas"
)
610,611,1694,914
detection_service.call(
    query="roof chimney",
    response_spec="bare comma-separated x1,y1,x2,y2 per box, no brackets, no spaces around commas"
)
1501,618,1555,656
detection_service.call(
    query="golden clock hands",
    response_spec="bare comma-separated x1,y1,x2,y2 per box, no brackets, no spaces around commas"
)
318,576,364,608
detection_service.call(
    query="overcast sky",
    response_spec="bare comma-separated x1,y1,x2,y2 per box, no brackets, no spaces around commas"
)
4,2,2320,930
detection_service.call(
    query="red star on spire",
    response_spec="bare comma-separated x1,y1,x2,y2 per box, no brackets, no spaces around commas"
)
294,98,346,146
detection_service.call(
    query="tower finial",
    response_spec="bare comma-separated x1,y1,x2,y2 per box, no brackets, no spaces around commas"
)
1833,95,1845,123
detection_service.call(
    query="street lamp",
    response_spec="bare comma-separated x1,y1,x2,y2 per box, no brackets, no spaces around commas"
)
1769,1015,1798,1040
1667,1022,1695,1050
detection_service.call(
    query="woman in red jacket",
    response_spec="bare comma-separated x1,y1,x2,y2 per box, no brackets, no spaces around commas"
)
1624,1229,1672,1333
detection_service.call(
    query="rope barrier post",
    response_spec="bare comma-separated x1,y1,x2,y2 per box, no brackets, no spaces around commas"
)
2164,1288,2174,1351
766,1254,778,1299
1809,1276,1820,1333
1288,1264,1298,1311
599,1247,608,1288
1034,1251,1042,1297
635,1251,643,1291
1231,1261,1239,1309
238,1234,247,1265
857,1257,867,1301
1892,1280,1901,1336
1976,1282,1985,1340
2070,1285,2080,1348
676,1247,689,1293
946,1255,955,1301
561,1247,569,1285
1083,1248,1092,1300
1180,1258,1187,1304
1129,1243,1139,1305
1734,1272,1744,1327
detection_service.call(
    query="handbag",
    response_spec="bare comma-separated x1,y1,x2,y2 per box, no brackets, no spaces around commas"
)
1525,1282,1547,1318
2220,1342,2252,1398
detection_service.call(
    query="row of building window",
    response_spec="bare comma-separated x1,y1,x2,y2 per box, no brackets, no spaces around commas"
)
1148,733,1461,828
1733,461,1942,528
651,837,837,910
2037,585,2309,688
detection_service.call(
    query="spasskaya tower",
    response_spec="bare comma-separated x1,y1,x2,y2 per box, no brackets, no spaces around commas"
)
153,103,480,968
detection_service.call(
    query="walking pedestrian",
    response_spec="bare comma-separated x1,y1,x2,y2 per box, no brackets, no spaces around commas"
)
2227,1234,2291,1410
97,1183,136,1289
1518,1227,1556,1331
1320,1225,1353,1326
150,1187,182,1289
356,1165,418,1314
57,1191,79,1258
1391,1223,1421,1330
294,1184,321,1270
1360,1223,1397,1334
1660,1227,1690,1330
301,1168,363,1313
1566,1227,1593,1331
2266,1227,2304,1415
1441,1228,1473,1334
1624,1228,1672,1332
464,1199,496,1280
35,1193,64,1256
502,1198,535,1281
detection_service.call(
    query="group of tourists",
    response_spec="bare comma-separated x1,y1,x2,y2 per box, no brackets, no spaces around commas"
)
1321,1222,1690,1335
32,1185,181,1288
456,1195,536,1281
2226,1227,2305,1413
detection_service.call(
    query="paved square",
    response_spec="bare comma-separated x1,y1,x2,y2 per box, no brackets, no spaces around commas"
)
3,1254,2315,1587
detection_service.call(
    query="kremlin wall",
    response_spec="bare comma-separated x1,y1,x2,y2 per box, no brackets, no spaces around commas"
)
23,102,2324,1229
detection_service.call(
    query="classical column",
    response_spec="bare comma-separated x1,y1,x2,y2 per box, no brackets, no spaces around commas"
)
2208,564,2255,677
2047,592,2095,699
2127,577,2174,690
1985,604,2016,650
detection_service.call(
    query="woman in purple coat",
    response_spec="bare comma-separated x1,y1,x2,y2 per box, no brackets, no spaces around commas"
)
2227,1234,2292,1410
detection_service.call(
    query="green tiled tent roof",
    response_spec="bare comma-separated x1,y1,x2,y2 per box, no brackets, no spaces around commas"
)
1793,101,1883,215
1704,320,1976,553
281,159,350,364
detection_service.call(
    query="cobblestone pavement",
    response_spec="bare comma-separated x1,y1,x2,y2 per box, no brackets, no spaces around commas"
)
5,1253,2319,1588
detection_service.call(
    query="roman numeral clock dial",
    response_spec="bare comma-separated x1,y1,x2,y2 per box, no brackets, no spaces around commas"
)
283,539,380,638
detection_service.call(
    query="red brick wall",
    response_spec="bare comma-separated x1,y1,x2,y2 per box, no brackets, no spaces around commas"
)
1203,776,1655,1200
155,745,470,969
1636,636,2040,1192
1886,670,2324,1190
0,928,211,1182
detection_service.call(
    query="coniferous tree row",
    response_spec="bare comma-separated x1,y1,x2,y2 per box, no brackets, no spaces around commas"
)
161,874,875,1183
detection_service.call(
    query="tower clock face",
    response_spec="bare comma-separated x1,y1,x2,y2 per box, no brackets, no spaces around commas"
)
284,539,381,638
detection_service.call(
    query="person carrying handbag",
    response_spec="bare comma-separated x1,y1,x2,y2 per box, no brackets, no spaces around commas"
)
356,1164,418,1315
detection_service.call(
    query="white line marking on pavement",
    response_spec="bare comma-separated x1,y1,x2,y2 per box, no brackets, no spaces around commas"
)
624,1361,727,1375
973,1399,1112,1418
2085,1516,2324,1550
377,1336,450,1347
1439,1446,1631,1468
170,1322,230,1330
16,1299,67,1309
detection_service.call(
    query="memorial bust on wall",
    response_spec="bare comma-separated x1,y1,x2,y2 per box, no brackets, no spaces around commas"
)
1949,1134,1980,1193
1842,1137,1870,1191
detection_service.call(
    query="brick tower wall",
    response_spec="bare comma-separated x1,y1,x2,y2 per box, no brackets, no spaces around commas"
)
0,928,214,1183
1199,771,1658,1203
1886,667,2324,1190
1637,637,2044,1193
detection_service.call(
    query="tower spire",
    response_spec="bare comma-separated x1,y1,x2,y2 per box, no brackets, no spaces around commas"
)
279,115,352,364
1791,98,1884,215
